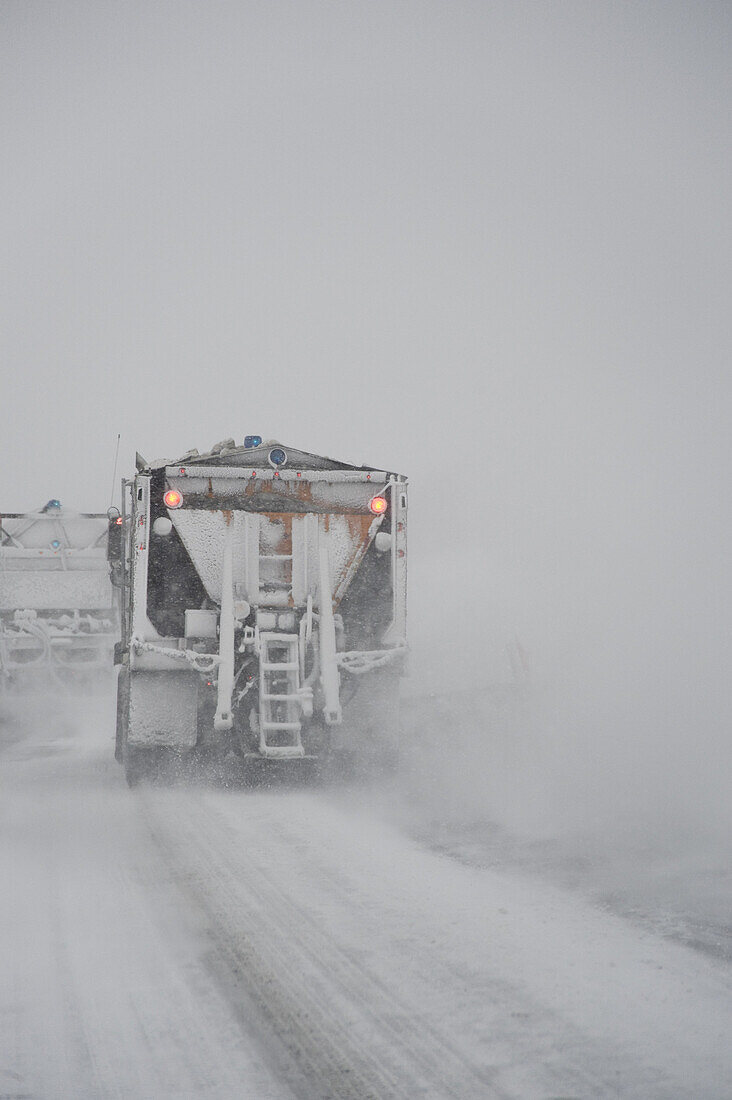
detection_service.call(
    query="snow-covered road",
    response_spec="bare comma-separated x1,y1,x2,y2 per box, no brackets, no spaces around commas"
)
1,695,731,1099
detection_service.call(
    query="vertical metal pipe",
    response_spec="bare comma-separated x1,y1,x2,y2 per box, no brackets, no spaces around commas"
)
318,520,342,725
214,511,234,730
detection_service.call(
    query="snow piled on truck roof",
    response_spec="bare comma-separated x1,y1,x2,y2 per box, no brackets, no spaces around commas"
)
142,439,400,475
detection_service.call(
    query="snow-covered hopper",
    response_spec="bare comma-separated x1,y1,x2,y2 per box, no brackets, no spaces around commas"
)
113,439,407,783
0,502,118,687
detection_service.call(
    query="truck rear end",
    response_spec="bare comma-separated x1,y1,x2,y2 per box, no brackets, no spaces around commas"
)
0,502,118,689
113,440,407,782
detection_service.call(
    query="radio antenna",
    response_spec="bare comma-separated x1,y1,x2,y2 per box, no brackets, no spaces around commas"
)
109,433,121,508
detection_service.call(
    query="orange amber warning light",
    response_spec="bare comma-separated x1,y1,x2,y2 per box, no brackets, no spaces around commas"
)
163,489,183,509
369,495,388,515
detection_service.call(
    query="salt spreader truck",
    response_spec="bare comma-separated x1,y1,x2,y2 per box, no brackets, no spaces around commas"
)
112,439,407,783
0,501,118,688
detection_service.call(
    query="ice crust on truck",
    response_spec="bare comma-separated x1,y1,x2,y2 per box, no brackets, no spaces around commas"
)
112,438,407,784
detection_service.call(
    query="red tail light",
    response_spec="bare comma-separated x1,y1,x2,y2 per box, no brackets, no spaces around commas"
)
163,489,183,509
369,495,388,515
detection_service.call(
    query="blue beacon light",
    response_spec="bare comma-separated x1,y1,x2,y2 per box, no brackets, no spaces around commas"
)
244,435,262,449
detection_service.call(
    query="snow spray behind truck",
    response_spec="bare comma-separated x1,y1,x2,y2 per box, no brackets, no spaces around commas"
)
112,439,407,784
0,501,118,688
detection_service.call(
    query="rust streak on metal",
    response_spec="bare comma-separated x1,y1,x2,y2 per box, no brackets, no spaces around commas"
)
294,479,313,503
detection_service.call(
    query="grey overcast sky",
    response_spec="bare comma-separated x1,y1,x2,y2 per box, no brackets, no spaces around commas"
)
2,3,730,720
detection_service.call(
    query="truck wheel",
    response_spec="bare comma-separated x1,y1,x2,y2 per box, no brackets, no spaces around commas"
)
115,667,130,764
123,745,167,787
123,745,148,787
337,669,401,774
125,746,187,787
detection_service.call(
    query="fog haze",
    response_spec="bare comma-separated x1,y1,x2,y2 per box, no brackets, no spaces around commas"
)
2,2,731,842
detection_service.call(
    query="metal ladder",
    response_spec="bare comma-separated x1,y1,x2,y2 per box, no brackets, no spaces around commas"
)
258,519,293,607
258,633,304,758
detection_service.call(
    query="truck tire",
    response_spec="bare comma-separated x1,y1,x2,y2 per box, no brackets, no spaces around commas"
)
118,670,166,785
337,668,401,774
115,666,130,764
122,744,146,787
123,745,164,787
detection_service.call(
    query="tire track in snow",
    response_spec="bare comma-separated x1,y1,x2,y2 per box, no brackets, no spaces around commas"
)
0,711,292,1100
141,788,502,1100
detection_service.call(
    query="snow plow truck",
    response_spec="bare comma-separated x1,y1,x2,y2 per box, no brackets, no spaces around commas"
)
0,501,118,688
112,439,407,784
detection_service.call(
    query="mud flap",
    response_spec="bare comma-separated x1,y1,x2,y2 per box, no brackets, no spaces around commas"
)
127,670,199,749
